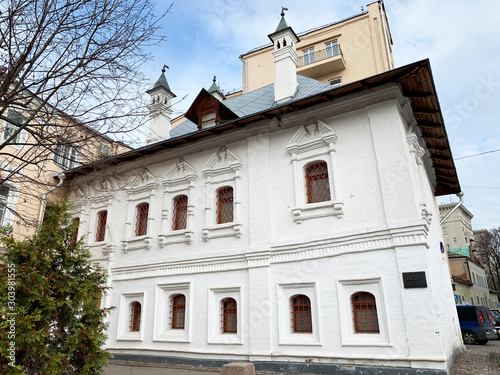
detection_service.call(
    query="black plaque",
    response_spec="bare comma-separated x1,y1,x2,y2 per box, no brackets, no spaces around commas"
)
403,271,427,288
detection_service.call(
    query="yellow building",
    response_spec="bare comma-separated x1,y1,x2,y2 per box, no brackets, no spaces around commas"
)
172,1,394,130
0,100,130,241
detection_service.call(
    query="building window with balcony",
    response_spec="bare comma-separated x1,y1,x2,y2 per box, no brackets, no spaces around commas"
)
305,161,331,203
95,210,107,242
135,202,149,236
172,195,188,230
216,186,233,224
302,47,315,65
351,292,380,333
325,40,339,57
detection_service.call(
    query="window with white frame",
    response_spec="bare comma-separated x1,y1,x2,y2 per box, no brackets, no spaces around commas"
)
153,282,191,342
325,40,339,57
54,143,79,169
286,120,343,223
277,283,320,345
207,287,242,344
117,292,145,341
302,47,315,65
3,111,28,149
202,111,217,128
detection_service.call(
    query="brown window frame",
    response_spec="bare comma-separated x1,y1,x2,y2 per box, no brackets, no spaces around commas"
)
172,195,188,231
135,202,149,236
220,297,237,334
129,301,141,332
351,292,380,334
216,186,233,224
305,161,331,203
95,210,107,242
290,294,313,333
170,294,186,329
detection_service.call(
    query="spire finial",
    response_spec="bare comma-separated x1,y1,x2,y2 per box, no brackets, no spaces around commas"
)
213,75,217,83
162,64,169,73
281,6,288,17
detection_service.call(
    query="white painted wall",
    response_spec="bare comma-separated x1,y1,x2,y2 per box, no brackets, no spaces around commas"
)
69,85,462,371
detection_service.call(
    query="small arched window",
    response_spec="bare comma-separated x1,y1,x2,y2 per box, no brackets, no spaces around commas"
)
172,195,188,231
202,112,216,128
291,294,312,333
95,210,107,242
221,298,237,333
351,292,379,333
129,301,141,332
216,186,233,224
305,161,331,203
170,294,186,329
135,202,149,236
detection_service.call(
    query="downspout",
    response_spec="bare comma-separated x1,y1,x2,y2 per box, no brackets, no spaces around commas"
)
37,172,66,227
440,192,464,225
240,56,248,94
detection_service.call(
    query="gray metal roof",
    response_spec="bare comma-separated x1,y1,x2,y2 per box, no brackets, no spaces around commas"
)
170,75,332,138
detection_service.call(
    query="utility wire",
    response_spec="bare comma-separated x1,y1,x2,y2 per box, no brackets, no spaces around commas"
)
455,148,500,160
460,160,500,186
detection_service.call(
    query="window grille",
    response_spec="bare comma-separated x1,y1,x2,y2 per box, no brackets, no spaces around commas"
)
221,298,237,333
305,161,331,203
291,294,313,333
72,217,80,244
351,292,379,333
129,301,141,332
170,294,186,329
95,210,107,242
135,203,149,236
216,186,233,224
172,195,188,230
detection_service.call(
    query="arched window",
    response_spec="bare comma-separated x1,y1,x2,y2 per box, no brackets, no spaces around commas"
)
170,294,186,329
129,301,141,332
216,186,233,224
291,294,312,333
95,210,107,242
135,202,149,236
351,292,379,333
221,298,237,333
172,195,188,230
305,161,331,203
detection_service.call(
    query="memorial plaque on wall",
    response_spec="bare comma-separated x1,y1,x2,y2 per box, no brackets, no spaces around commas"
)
402,271,427,288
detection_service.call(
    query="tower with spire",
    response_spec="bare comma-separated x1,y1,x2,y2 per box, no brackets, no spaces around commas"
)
146,65,176,144
267,8,300,104
208,76,225,101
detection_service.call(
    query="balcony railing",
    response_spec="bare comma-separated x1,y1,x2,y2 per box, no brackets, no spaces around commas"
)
297,44,344,67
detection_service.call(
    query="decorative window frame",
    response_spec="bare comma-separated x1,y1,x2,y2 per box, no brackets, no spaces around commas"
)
207,287,242,345
336,277,390,347
153,282,191,343
86,191,116,256
202,147,243,241
159,158,197,247
277,282,321,346
286,119,343,223
117,292,145,341
122,168,158,253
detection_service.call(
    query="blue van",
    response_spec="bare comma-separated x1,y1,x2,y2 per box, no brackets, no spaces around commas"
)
456,305,496,345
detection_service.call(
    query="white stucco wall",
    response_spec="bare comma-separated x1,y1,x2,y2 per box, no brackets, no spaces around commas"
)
69,85,462,371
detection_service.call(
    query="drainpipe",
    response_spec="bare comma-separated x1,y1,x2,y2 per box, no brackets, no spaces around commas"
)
37,172,66,227
240,56,248,94
440,192,464,225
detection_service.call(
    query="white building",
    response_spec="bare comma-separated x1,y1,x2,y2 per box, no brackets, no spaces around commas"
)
66,14,463,375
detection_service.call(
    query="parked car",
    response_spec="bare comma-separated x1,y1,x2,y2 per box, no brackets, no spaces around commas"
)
456,305,496,345
490,309,500,338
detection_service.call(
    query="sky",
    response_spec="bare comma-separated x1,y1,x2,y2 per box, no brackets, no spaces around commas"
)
136,0,500,230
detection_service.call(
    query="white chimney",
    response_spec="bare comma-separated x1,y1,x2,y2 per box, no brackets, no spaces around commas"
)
146,66,176,144
268,10,300,104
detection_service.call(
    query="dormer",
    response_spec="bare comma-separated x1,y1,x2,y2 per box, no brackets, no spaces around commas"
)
185,88,238,131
